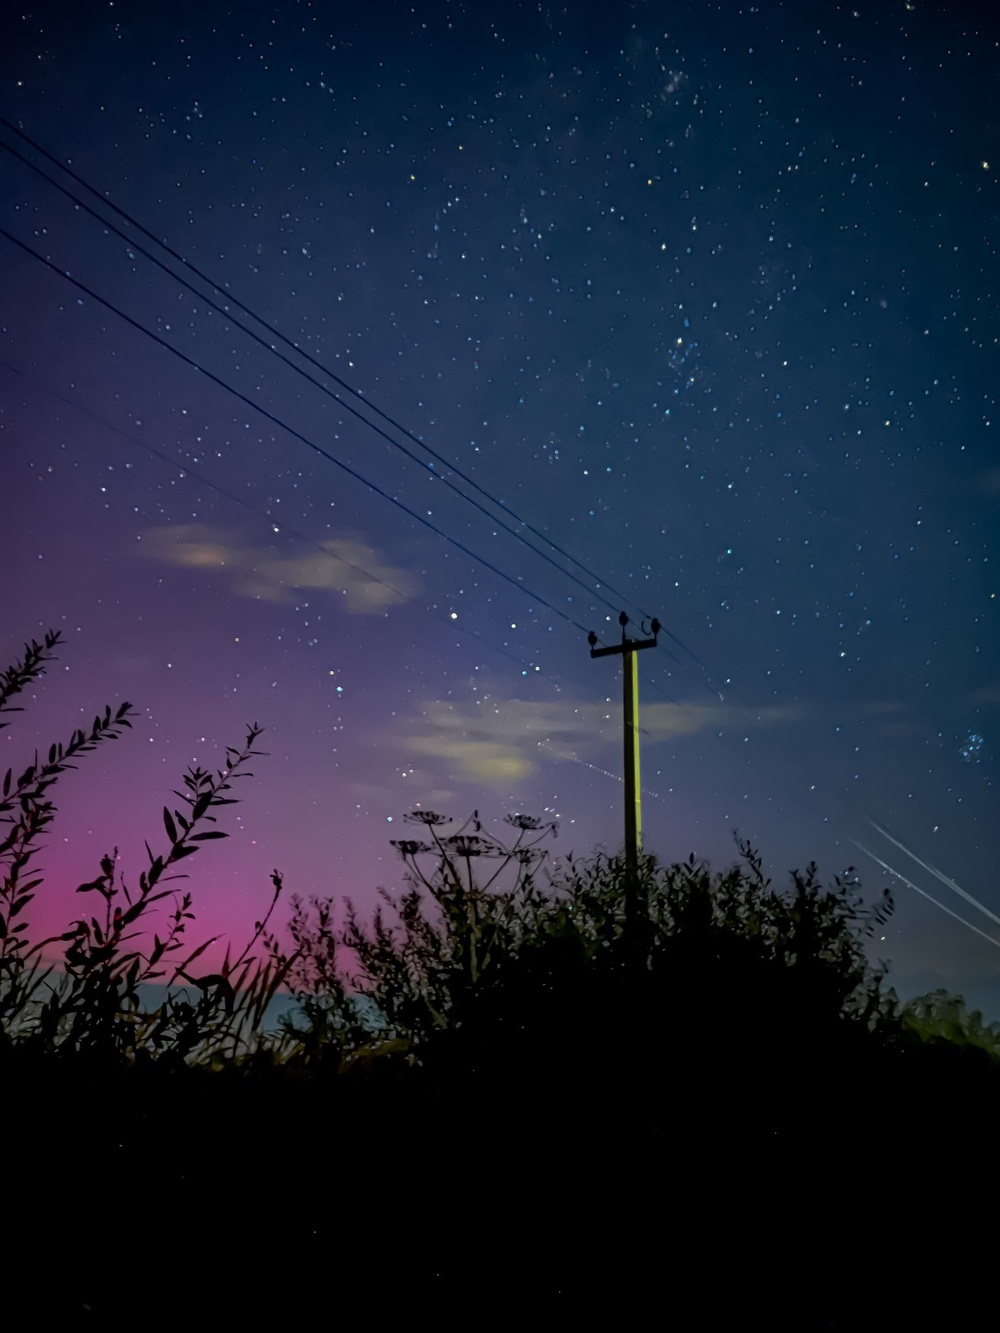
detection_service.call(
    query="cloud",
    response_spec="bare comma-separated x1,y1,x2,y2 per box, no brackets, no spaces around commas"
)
398,688,802,787
141,522,417,612
407,735,536,783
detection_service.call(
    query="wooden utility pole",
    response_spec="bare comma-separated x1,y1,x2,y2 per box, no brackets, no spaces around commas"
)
588,611,661,933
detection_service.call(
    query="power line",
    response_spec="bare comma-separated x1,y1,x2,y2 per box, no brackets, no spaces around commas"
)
0,356,410,603
0,122,923,800
0,120,653,630
0,355,546,683
0,224,959,891
6,318,989,959
0,222,593,639
4,130,989,959
2,120,724,690
3,355,832,872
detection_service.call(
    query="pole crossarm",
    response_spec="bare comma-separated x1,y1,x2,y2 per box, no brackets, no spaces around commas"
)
589,635,658,658
588,611,661,659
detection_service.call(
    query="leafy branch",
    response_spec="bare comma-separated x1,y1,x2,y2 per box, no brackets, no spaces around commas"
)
0,629,294,1067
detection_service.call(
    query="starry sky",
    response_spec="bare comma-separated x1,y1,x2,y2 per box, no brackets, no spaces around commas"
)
2,0,998,1014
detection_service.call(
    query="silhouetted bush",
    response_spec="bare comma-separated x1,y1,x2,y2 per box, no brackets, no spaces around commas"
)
273,809,900,1102
0,630,291,1070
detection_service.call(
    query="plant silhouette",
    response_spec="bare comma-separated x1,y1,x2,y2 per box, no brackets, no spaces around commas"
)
273,808,904,1111
0,630,291,1069
4,629,997,1328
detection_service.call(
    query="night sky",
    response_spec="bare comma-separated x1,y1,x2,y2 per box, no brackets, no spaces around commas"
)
2,1,998,1014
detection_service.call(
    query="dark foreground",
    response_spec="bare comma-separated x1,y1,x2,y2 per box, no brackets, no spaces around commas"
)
6,1026,993,1331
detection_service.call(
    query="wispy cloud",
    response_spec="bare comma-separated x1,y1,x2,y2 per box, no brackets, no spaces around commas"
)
399,688,802,787
141,522,418,612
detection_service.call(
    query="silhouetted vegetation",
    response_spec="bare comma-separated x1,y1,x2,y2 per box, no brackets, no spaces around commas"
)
272,807,902,1091
1,631,291,1070
4,629,996,1327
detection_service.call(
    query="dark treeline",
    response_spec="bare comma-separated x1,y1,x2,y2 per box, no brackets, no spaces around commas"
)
3,633,994,1328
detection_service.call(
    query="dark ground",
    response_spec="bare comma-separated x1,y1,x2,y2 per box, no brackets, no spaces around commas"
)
6,1025,993,1330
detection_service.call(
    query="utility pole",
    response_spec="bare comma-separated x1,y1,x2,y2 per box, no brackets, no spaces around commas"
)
588,611,661,935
